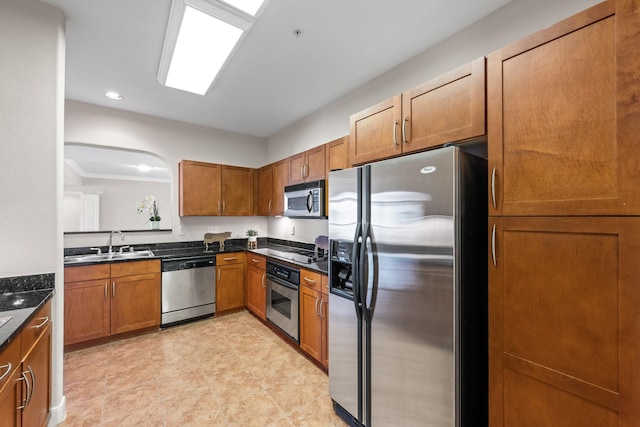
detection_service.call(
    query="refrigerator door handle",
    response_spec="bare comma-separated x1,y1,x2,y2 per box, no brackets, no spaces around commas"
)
360,222,378,323
351,222,363,321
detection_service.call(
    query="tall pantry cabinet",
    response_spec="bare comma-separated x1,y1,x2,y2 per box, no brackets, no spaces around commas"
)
487,1,640,426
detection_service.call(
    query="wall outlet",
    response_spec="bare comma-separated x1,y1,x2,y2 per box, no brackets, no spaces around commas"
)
178,223,185,236
207,226,220,233
291,225,295,235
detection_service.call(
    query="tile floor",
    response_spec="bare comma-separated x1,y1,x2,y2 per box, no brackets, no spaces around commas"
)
61,311,345,426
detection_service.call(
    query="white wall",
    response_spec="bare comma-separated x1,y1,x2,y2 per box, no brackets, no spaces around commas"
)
266,0,603,162
62,101,269,248
0,0,66,424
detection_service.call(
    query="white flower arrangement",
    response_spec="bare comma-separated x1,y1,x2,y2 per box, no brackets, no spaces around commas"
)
136,195,161,222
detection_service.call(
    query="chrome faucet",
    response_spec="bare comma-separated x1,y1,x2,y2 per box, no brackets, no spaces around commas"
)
109,230,124,254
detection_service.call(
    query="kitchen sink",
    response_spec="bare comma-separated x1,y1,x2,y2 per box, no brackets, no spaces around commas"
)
64,250,155,264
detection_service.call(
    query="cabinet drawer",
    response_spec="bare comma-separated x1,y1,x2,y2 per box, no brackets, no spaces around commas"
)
247,254,266,270
216,252,244,266
64,264,110,283
111,259,160,278
300,269,322,291
21,300,51,357
0,335,20,393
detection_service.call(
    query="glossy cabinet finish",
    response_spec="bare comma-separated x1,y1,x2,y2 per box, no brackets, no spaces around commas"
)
0,336,21,427
216,253,245,312
272,159,288,216
245,254,266,320
350,57,485,166
221,165,254,216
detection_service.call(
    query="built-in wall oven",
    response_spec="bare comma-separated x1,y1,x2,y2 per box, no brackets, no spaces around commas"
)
266,260,300,342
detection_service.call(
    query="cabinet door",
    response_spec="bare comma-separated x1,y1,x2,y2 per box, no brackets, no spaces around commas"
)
110,273,161,335
179,160,221,216
217,259,245,312
64,279,110,345
489,217,640,427
288,152,306,185
257,164,274,216
299,285,322,363
487,2,640,216
325,136,349,174
305,145,326,182
0,370,21,427
272,159,288,215
321,275,329,368
349,95,402,165
402,57,485,154
221,165,254,216
21,324,51,427
245,265,266,320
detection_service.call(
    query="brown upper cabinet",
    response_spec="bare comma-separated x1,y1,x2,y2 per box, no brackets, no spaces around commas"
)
488,0,640,216
350,57,486,166
179,160,254,216
325,136,349,175
257,163,273,216
272,159,288,216
289,145,326,184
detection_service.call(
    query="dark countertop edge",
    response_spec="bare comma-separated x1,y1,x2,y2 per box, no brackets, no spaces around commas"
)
64,238,328,274
0,288,55,352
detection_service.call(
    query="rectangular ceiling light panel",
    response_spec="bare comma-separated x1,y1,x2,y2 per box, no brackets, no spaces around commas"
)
158,0,265,96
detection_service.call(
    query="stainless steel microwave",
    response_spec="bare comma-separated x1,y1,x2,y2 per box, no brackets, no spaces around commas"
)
284,180,326,218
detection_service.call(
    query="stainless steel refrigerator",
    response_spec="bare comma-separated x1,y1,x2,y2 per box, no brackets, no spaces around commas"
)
328,146,487,427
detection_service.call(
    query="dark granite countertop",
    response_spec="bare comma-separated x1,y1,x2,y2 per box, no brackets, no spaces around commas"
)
64,238,329,274
0,274,55,352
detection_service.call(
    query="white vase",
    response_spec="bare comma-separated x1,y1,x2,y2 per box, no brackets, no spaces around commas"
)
248,235,257,248
150,221,160,230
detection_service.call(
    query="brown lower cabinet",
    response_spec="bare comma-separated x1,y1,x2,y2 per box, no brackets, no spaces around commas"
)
299,269,328,368
0,300,52,427
489,217,640,426
245,254,266,320
64,260,161,346
216,253,245,313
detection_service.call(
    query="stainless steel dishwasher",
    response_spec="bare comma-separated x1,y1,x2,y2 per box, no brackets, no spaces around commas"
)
161,255,216,326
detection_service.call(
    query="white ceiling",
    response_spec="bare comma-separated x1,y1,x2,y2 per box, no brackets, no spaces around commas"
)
42,0,510,139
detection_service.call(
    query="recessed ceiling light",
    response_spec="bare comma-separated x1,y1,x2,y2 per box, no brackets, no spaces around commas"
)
105,91,123,100
157,0,267,96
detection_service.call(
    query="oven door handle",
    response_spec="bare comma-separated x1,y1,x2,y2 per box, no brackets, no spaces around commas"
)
267,274,298,291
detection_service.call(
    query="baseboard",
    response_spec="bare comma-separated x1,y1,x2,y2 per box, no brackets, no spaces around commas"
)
48,395,66,426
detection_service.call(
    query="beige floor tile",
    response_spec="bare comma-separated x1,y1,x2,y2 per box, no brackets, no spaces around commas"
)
61,311,345,426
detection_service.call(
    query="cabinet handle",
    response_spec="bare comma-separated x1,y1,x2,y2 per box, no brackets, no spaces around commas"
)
402,116,408,143
0,363,11,382
218,200,221,214
112,281,116,298
303,277,316,284
27,365,35,405
218,268,221,281
251,258,260,263
18,370,30,410
268,200,272,213
32,317,49,330
104,282,108,300
319,299,325,318
491,224,497,267
315,297,320,317
393,120,399,146
222,201,226,213
491,167,497,209
224,257,237,261
262,274,266,288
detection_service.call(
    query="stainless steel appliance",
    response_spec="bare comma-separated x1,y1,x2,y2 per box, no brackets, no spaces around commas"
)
284,180,326,218
266,260,300,341
161,255,216,326
328,146,487,427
